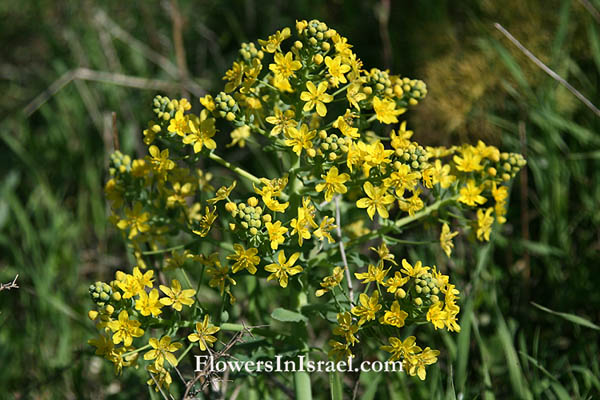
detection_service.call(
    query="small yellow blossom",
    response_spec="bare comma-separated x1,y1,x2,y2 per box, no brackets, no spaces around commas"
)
351,290,382,325
401,259,429,278
227,244,260,274
372,96,405,124
159,279,196,311
315,266,344,297
144,336,182,368
135,289,164,317
183,110,217,153
265,251,303,288
380,301,408,328
325,56,351,87
476,207,494,241
284,124,316,156
265,220,288,250
381,336,421,362
300,81,333,117
188,315,220,351
107,310,144,346
440,223,459,257
356,181,395,219
315,167,350,202
458,180,487,207
227,125,251,148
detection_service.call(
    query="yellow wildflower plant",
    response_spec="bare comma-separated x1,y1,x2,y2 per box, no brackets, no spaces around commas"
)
88,19,525,393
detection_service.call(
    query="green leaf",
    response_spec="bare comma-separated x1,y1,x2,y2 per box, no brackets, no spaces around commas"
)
329,371,343,400
271,307,308,323
531,302,600,330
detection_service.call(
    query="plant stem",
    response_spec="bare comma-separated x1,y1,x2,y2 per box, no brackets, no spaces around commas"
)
334,196,354,305
122,343,152,358
208,152,262,186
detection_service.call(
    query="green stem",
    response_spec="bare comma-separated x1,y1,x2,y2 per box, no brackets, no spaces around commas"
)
208,152,262,186
177,343,194,364
122,344,152,358
332,82,352,97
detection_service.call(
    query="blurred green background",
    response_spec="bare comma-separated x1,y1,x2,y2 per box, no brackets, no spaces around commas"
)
1,0,599,398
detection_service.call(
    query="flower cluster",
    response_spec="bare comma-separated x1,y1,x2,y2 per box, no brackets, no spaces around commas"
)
88,19,525,392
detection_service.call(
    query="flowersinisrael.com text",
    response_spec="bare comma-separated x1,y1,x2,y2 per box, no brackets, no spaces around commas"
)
195,355,403,374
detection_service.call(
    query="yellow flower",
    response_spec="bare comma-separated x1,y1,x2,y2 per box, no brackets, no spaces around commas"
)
133,266,154,288
380,301,408,328
372,96,405,124
426,301,447,330
398,189,424,216
107,310,144,346
284,124,316,156
135,289,164,317
265,220,288,250
262,192,289,213
269,52,302,92
265,251,303,288
390,122,413,150
476,207,494,241
333,115,359,139
386,271,409,297
223,61,245,93
354,264,389,284
159,279,196,311
324,56,351,87
401,259,429,278
199,94,216,111
346,82,366,111
315,266,344,297
191,206,218,237
167,110,190,136
491,182,509,203
384,164,421,192
332,311,359,345
207,181,237,205
166,182,193,208
117,202,150,239
147,364,173,392
407,347,440,380
351,290,382,325
290,214,312,247
300,81,333,117
258,27,291,53
117,275,143,299
356,181,395,219
148,145,175,178
313,216,336,244
381,336,421,362
440,223,459,257
265,108,297,136
458,180,487,207
430,160,455,189
88,334,114,357
226,244,260,274
254,176,288,197
188,315,220,351
315,167,350,202
183,110,217,153
144,336,182,368
227,125,251,148
453,147,484,172
370,242,397,266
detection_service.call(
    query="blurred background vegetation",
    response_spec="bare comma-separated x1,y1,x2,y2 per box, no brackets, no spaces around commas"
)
1,0,599,398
